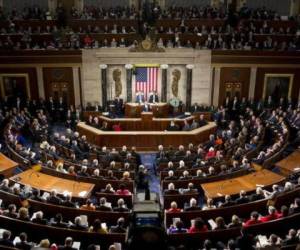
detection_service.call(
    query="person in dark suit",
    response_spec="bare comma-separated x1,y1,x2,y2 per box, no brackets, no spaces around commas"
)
136,91,145,103
114,96,124,116
231,96,239,119
164,183,179,195
69,217,88,231
0,230,14,247
47,190,63,205
109,217,127,233
47,96,56,119
235,228,256,250
198,114,208,127
184,198,201,211
57,97,67,122
235,190,250,204
58,237,77,250
142,101,151,112
50,213,69,228
148,91,159,103
113,198,129,212
166,120,179,131
15,233,33,250
97,197,113,211
31,211,48,225
190,102,201,113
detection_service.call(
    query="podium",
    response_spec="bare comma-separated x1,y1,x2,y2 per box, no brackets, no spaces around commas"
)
125,103,169,118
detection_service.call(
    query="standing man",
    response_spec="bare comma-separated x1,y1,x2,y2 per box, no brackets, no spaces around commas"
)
148,91,159,103
136,91,145,103
114,96,124,116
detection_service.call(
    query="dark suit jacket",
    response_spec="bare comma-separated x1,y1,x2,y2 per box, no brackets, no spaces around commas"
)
149,94,159,103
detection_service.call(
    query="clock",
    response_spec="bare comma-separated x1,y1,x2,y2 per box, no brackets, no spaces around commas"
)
169,98,180,108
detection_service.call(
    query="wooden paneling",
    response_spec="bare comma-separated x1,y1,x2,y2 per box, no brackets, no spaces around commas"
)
219,67,251,105
43,67,75,105
0,67,39,100
255,67,300,101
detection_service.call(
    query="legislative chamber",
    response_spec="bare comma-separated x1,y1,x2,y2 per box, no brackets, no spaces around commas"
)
0,0,300,250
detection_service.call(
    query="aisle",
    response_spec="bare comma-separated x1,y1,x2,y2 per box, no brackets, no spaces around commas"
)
140,153,160,194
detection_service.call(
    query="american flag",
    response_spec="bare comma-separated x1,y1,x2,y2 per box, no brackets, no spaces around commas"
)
135,67,158,99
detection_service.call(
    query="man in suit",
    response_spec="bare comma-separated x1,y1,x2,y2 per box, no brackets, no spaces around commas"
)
15,233,33,250
148,91,159,103
142,101,151,112
190,102,201,113
114,96,124,116
0,230,14,247
57,97,67,122
47,96,56,119
136,91,145,103
58,237,77,250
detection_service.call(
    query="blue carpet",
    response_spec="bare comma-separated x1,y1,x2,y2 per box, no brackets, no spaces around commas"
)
140,153,160,194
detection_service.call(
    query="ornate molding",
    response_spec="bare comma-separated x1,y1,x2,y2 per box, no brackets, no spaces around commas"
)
160,64,169,69
125,64,133,69
186,64,194,69
99,64,108,69
129,36,165,53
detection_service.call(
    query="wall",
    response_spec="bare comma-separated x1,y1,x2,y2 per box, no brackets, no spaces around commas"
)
43,67,75,105
165,0,210,7
3,0,48,11
81,48,212,106
255,67,300,101
219,67,251,104
84,0,129,7
0,67,38,100
246,0,292,16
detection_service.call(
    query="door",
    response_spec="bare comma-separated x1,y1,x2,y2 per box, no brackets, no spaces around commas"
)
49,82,71,104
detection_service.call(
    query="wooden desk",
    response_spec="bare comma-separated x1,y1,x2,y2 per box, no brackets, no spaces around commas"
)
125,102,169,118
98,113,212,131
201,170,285,199
10,170,94,200
0,153,18,178
275,150,300,176
77,122,217,151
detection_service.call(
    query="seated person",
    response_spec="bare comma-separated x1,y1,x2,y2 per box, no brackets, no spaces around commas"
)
179,170,192,180
112,123,122,132
89,219,108,234
80,199,96,211
188,217,208,233
109,217,126,233
260,206,279,222
219,195,236,207
0,230,14,247
165,170,178,181
164,183,179,195
243,211,262,227
47,190,63,205
70,216,88,231
184,198,201,211
50,213,69,228
15,232,34,250
181,183,198,194
113,198,129,212
101,184,115,193
167,201,182,213
235,190,250,204
58,237,77,250
227,215,242,228
3,204,18,218
203,198,216,210
62,194,76,208
115,184,131,195
166,120,179,131
214,216,227,230
281,229,300,246
168,220,187,234
97,197,113,211
198,114,208,127
31,211,48,225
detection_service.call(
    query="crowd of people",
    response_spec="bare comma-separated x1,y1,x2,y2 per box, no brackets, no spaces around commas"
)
0,3,299,50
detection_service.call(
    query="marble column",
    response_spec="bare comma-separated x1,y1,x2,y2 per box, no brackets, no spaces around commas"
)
48,0,57,14
36,66,45,99
73,66,81,107
186,64,194,110
125,64,133,102
249,67,257,100
213,67,221,107
160,64,168,102
100,64,108,109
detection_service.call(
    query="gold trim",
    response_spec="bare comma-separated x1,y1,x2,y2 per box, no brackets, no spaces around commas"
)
0,74,31,99
263,73,294,99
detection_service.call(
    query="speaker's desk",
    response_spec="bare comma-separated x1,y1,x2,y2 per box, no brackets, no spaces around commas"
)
201,170,285,199
275,150,300,176
0,153,18,178
77,121,217,151
10,170,95,200
125,102,169,118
